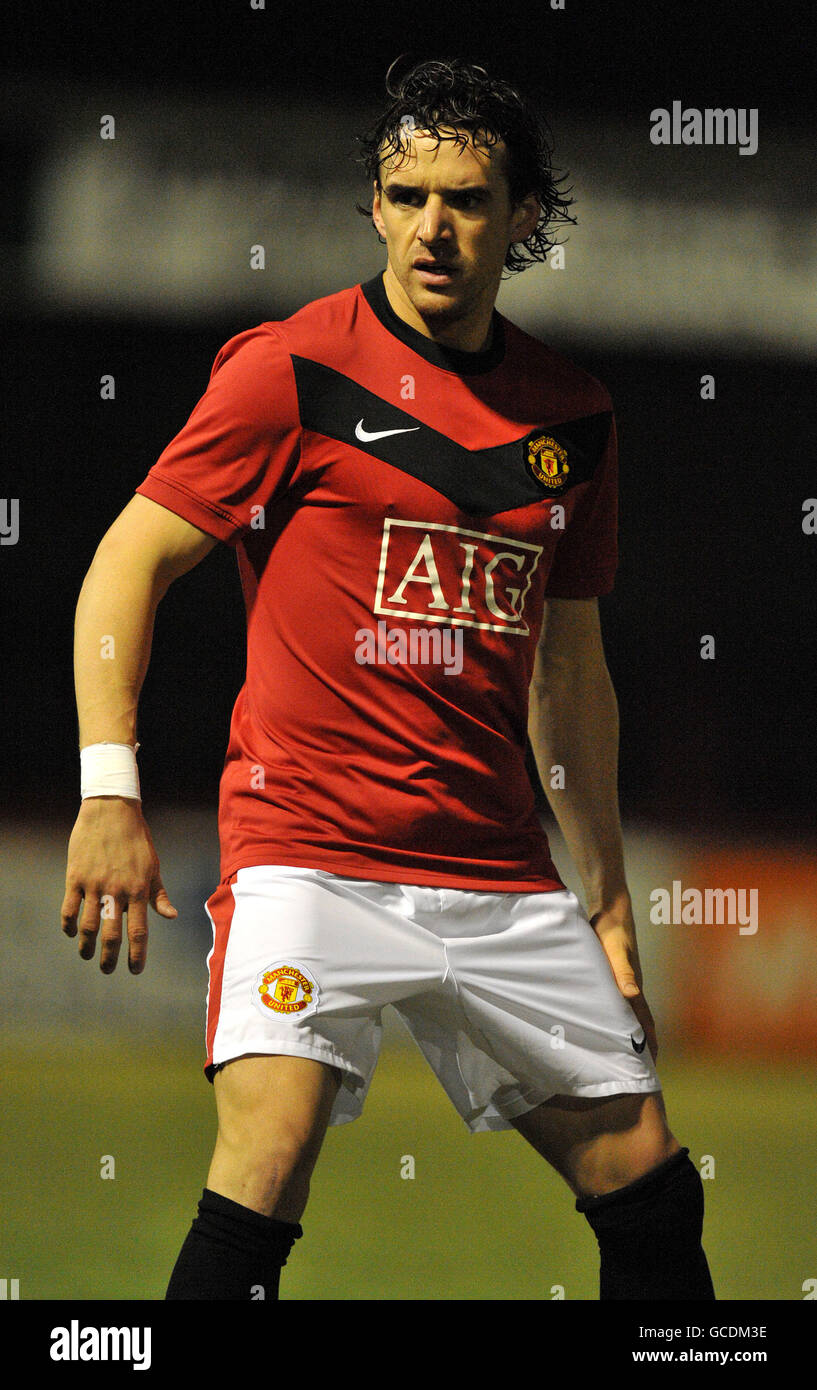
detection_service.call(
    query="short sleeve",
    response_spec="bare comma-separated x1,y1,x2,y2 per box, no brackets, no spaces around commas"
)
135,325,301,544
543,413,618,598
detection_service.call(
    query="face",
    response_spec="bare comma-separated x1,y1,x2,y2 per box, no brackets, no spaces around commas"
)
371,127,539,349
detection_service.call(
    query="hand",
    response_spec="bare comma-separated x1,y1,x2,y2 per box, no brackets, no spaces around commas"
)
589,899,658,1063
61,797,178,974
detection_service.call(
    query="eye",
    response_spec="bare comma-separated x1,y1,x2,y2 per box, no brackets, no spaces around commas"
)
388,188,421,206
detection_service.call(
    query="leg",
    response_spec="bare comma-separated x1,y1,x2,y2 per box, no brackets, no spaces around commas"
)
208,1052,343,1220
166,1053,342,1299
512,1091,715,1300
510,1089,679,1199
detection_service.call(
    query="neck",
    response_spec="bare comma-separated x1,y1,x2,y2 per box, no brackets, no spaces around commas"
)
382,265,495,353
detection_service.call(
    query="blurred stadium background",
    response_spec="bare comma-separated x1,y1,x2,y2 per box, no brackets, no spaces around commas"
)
2,2,816,1302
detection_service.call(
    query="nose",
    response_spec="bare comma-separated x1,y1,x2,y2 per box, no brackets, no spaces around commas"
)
418,195,450,247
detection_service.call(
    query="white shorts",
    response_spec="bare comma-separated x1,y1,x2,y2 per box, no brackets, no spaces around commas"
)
204,865,662,1133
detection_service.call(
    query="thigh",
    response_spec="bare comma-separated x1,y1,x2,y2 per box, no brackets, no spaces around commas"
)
208,1053,342,1220
213,1051,343,1138
512,1089,680,1199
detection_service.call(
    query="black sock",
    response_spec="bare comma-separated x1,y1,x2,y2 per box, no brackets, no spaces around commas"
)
576,1146,716,1300
165,1188,303,1301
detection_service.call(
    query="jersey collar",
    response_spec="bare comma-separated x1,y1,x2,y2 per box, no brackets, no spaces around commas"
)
360,272,505,376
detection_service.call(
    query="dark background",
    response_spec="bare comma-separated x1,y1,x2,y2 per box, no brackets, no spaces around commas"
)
3,0,815,835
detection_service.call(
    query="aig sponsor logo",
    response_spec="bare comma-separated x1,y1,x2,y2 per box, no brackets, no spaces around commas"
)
374,518,543,635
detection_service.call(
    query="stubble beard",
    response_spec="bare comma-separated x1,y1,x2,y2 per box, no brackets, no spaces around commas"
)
403,266,484,333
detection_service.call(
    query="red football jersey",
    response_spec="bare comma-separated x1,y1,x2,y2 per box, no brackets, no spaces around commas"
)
136,273,618,891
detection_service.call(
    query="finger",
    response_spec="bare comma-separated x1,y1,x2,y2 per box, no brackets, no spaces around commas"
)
150,875,178,919
126,899,149,974
77,895,102,960
602,942,641,998
98,902,124,975
61,885,83,938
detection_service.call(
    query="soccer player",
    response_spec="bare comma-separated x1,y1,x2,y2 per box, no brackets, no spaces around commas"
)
61,58,715,1302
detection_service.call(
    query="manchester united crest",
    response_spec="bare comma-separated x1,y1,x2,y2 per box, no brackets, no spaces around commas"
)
252,961,320,1020
525,433,570,491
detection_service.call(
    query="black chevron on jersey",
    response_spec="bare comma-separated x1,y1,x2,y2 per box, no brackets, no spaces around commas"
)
291,354,611,517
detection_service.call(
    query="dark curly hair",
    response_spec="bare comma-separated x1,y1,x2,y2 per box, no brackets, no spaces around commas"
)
355,56,576,275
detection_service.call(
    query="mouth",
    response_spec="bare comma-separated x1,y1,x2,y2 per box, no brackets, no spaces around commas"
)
413,258,458,285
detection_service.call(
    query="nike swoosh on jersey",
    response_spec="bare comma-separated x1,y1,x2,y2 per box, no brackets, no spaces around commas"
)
631,1031,647,1054
355,420,421,442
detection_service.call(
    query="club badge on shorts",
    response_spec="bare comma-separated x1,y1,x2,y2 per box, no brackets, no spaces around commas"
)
252,961,320,1020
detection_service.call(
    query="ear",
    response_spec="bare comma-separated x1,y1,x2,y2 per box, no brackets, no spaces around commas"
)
511,193,540,244
371,180,386,238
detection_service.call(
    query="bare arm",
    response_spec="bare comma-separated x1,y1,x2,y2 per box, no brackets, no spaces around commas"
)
528,597,657,1057
528,598,627,915
61,494,218,973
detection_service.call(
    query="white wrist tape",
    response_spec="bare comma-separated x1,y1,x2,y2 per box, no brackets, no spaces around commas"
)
80,742,142,802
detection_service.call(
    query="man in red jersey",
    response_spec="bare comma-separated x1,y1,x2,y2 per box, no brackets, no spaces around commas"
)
61,58,715,1301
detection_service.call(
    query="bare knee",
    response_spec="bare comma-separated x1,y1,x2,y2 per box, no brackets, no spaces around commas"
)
581,1092,681,1195
573,1093,681,1198
513,1090,681,1199
207,1053,342,1221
